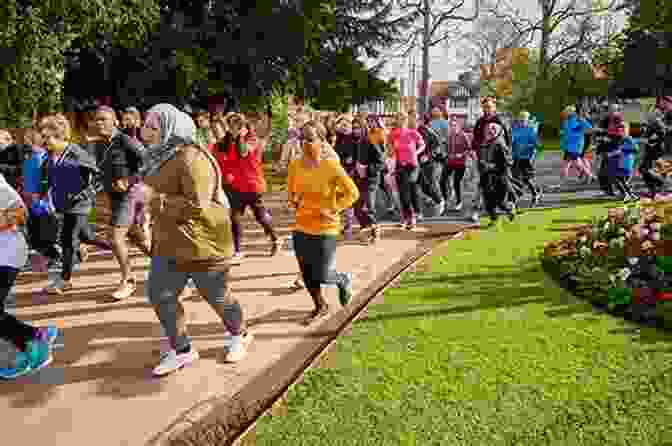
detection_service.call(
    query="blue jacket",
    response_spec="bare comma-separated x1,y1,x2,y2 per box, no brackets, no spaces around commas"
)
605,136,638,177
511,125,538,160
47,144,99,215
560,114,592,154
22,148,48,194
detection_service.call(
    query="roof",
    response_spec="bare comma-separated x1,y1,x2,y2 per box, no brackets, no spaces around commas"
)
430,81,477,99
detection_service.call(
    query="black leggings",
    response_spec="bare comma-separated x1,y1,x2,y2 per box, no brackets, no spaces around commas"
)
61,213,109,281
440,164,466,203
293,232,340,291
229,191,277,253
418,162,443,204
0,266,37,352
395,165,421,220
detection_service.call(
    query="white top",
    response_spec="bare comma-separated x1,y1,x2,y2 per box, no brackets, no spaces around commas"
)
0,174,28,268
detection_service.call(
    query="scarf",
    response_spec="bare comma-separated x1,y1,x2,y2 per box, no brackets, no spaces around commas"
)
139,103,196,178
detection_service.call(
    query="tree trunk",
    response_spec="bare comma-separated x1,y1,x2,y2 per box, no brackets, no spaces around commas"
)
421,0,431,115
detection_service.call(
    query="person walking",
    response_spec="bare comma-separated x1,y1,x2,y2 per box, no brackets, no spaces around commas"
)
137,103,253,374
0,174,59,379
287,120,358,325
440,116,471,213
640,109,672,198
388,112,425,230
511,111,542,207
93,106,150,300
603,112,639,202
478,121,516,228
215,113,280,259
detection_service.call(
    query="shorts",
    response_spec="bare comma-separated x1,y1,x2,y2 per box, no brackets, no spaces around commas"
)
108,191,132,227
229,191,264,213
293,231,337,288
563,152,581,161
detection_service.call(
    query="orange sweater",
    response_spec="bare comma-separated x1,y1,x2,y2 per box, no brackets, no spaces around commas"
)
287,158,359,236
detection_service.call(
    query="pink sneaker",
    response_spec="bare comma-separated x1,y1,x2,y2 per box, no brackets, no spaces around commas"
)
152,349,200,376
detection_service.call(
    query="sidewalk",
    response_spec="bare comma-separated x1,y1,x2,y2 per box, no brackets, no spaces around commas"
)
0,213,469,446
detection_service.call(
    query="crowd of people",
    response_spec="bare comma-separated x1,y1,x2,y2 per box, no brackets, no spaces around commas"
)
0,94,670,380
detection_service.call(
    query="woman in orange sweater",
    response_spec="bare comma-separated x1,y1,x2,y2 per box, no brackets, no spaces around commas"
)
287,120,359,325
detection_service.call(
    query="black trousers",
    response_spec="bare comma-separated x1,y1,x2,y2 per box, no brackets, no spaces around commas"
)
395,165,421,220
418,161,443,204
60,213,108,281
512,159,539,197
440,163,466,203
354,173,380,227
0,266,37,352
480,171,512,219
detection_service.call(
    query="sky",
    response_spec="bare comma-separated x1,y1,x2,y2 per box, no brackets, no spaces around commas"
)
367,0,628,90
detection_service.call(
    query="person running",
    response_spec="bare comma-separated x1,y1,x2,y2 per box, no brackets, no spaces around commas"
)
511,111,542,207
640,109,672,198
287,120,358,325
333,115,359,239
416,115,446,215
40,114,112,295
478,121,516,228
559,106,594,185
120,106,143,142
352,115,385,244
440,116,471,213
388,112,425,230
135,103,252,373
0,174,59,379
603,112,639,202
93,106,150,300
216,113,279,259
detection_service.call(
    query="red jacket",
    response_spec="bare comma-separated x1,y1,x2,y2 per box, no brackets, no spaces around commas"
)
215,131,266,193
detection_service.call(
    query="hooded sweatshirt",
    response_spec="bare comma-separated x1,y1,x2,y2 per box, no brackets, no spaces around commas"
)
0,173,28,268
560,113,592,154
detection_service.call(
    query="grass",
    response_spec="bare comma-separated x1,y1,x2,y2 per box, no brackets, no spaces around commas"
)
255,203,672,446
539,137,561,152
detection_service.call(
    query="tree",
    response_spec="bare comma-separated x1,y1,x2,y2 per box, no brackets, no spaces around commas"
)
0,0,159,127
386,0,481,115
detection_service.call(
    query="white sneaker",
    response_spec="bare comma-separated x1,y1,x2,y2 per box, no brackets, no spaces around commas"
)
44,278,72,295
436,200,446,215
152,348,200,376
470,212,480,223
454,201,463,211
224,332,254,363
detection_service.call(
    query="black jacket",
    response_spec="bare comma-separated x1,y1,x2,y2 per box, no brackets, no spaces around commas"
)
93,129,144,193
357,139,385,177
473,114,511,152
477,137,513,175
334,133,358,171
417,125,444,162
0,144,29,189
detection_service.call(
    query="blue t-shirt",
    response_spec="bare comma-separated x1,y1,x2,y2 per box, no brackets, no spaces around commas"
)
22,148,47,193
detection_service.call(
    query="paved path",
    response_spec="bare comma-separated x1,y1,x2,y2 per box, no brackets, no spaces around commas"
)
0,202,468,446
0,150,630,445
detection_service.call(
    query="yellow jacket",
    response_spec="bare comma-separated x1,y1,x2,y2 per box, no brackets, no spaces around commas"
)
287,158,359,236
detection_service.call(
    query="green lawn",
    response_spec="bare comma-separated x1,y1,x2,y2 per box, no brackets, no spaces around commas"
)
255,202,672,446
539,137,561,152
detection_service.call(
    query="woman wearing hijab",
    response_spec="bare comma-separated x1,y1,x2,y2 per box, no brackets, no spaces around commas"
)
287,120,358,325
137,103,252,375
478,121,515,228
0,174,59,379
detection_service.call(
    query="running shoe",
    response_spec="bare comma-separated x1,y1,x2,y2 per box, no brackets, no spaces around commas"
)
223,332,254,363
454,201,463,211
0,339,52,380
36,326,59,347
111,278,136,301
269,239,281,257
337,272,353,306
152,348,200,376
44,278,72,295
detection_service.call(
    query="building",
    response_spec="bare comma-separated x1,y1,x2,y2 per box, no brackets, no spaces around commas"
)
429,80,480,126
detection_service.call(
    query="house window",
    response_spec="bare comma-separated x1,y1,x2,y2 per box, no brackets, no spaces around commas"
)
451,98,468,109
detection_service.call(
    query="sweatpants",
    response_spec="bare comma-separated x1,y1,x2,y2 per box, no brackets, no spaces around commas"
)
229,191,277,253
395,165,421,222
293,232,346,291
60,213,111,281
147,256,242,353
353,174,381,228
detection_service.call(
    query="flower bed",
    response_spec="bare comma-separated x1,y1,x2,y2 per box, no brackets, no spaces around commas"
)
541,197,672,328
